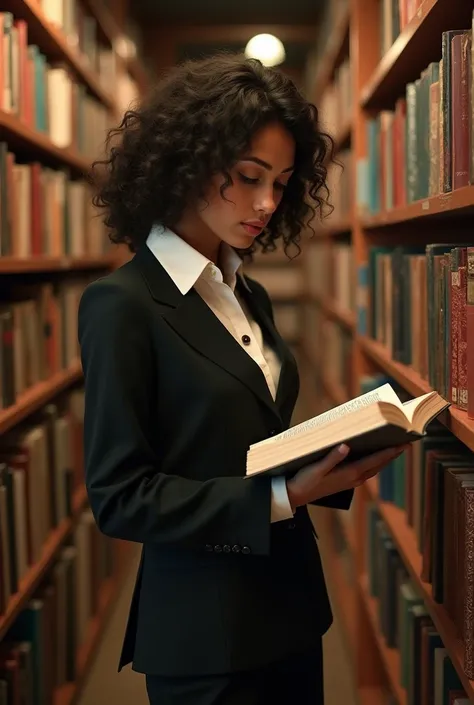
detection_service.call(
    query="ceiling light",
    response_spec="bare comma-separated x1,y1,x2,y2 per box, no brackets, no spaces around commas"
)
244,33,286,67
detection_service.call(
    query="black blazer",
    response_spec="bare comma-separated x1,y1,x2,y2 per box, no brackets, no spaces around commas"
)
78,243,353,678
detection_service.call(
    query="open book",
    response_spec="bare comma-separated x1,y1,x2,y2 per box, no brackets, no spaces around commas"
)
246,383,450,478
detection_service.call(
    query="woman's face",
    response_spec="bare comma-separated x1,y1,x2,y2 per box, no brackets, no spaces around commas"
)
198,122,295,251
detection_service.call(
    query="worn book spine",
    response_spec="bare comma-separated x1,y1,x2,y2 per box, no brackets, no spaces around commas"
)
451,33,471,191
451,249,460,405
467,248,474,419
429,80,440,196
458,262,468,410
471,10,474,185
463,485,474,678
441,31,465,192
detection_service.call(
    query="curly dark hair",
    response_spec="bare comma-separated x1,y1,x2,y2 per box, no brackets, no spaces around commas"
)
91,52,335,256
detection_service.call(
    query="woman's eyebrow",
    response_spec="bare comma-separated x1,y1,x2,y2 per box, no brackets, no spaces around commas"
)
240,157,294,173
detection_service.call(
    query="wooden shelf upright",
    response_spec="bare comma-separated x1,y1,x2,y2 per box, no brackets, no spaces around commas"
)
301,0,474,703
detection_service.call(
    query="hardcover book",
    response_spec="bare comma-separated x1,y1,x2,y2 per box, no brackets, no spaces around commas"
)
246,383,450,478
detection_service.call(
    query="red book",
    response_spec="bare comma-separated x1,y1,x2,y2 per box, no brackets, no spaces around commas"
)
13,19,28,124
29,162,42,255
459,262,468,410
466,248,474,418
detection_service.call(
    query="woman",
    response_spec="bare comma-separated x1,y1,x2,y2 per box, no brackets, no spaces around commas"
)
79,53,404,705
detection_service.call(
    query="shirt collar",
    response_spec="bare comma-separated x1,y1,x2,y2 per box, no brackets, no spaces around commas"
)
146,224,251,295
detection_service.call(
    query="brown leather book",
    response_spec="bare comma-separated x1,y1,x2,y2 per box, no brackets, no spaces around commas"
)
462,484,474,678
451,32,471,190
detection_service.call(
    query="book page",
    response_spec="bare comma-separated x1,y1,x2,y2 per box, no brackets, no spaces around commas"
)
255,383,402,447
401,392,433,423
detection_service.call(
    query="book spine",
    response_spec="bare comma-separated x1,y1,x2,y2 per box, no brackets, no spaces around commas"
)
467,248,474,418
463,486,474,678
451,33,471,191
450,250,460,405
429,80,440,196
458,264,468,410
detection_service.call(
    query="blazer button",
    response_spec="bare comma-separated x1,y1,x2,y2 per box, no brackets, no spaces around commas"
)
241,334,251,345
241,546,251,555
205,544,214,552
287,521,296,530
232,545,241,553
214,544,222,553
223,544,231,553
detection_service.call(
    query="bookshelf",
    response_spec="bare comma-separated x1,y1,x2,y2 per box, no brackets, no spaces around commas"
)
0,1,147,703
302,0,474,703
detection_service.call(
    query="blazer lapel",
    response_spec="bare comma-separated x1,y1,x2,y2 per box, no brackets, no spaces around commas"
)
134,245,283,425
236,277,298,412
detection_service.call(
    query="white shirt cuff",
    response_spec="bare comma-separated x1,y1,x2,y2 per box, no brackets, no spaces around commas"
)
270,476,294,523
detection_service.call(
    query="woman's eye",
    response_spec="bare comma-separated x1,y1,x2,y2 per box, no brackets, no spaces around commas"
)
275,182,286,191
238,173,259,184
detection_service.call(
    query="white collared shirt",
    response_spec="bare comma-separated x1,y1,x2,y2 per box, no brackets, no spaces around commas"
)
146,224,294,523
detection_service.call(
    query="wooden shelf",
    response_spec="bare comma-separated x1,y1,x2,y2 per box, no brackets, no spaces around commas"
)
364,478,474,700
0,363,83,435
81,0,118,47
0,110,91,173
358,336,474,452
0,485,87,640
334,118,352,154
3,0,116,111
358,573,407,705
360,0,474,109
314,4,350,98
317,217,352,237
361,185,474,228
320,297,356,330
81,0,149,91
54,556,131,705
312,292,355,330
0,255,113,273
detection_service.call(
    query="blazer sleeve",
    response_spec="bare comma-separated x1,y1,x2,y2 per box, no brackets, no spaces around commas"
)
78,279,273,556
250,277,354,512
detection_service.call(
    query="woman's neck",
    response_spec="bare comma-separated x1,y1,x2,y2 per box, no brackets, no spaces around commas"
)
174,211,221,263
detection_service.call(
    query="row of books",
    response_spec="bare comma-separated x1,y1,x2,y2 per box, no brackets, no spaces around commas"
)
0,276,94,409
319,57,352,139
0,149,108,258
380,0,425,58
303,303,352,395
0,11,110,155
326,148,352,223
357,244,474,416
0,506,115,705
359,19,474,214
244,263,304,300
304,0,348,94
305,240,354,312
38,0,118,89
0,388,85,614
362,372,474,683
272,303,301,343
0,148,109,257
367,503,471,704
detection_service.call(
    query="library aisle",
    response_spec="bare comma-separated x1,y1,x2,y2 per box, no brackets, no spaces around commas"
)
77,533,357,705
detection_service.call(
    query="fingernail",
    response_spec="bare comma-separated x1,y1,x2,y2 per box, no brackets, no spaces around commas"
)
337,444,350,455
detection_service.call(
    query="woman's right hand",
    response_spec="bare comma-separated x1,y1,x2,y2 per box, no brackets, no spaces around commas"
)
286,443,408,511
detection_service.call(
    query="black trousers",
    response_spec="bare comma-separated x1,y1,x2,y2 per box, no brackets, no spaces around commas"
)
145,643,324,705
